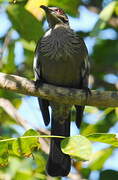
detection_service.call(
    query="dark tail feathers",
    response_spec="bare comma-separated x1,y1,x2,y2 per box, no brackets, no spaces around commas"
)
75,105,85,128
46,115,71,177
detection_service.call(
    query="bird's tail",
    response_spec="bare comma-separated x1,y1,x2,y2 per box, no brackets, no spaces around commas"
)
46,105,71,177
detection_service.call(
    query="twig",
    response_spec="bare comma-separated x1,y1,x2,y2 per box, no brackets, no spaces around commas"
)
0,97,49,154
0,31,11,63
0,98,31,129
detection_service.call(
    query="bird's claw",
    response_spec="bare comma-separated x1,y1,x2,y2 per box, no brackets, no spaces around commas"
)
83,87,92,97
35,79,43,89
83,87,91,105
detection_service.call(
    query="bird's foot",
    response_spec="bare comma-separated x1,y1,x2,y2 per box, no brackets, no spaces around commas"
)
83,87,91,105
83,87,92,97
35,79,43,89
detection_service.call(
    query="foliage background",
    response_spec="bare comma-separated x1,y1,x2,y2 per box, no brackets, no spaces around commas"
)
0,0,118,179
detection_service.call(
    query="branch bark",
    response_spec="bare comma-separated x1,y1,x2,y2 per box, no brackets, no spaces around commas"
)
0,98,31,130
0,72,118,107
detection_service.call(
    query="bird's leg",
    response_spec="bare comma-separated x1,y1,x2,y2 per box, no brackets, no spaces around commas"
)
35,79,41,89
83,87,92,97
81,75,92,104
83,86,91,106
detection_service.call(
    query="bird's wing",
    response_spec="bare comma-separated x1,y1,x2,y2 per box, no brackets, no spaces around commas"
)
75,35,90,128
34,39,50,126
33,39,41,80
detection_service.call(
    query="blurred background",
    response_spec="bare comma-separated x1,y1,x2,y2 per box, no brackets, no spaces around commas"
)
0,0,118,179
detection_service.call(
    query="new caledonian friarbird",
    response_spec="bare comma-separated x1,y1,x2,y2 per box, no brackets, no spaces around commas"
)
33,5,90,177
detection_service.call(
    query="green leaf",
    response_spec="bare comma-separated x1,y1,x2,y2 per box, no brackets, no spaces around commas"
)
0,89,21,102
80,167,91,179
0,141,8,167
13,170,46,180
88,147,113,170
33,151,47,173
61,135,92,161
100,1,117,22
13,170,33,180
90,19,106,37
5,0,28,3
7,4,43,41
85,106,99,114
100,170,118,180
90,1,117,36
12,129,40,157
115,2,118,15
8,156,46,180
49,0,80,16
81,108,116,136
25,0,48,20
23,129,39,136
87,133,118,147
3,42,16,74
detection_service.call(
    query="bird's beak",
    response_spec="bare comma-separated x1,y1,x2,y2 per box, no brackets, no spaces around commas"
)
40,5,50,13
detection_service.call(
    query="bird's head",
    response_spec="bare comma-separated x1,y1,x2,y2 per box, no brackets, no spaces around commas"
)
40,5,69,28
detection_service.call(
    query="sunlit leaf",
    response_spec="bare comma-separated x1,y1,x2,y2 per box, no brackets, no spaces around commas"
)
25,0,48,20
33,150,47,173
0,141,8,167
8,156,34,175
89,147,113,170
61,135,92,161
115,2,118,15
81,108,116,136
49,0,80,16
7,4,43,41
100,1,117,22
9,0,28,3
21,39,35,51
0,107,18,125
3,42,16,74
13,170,33,180
85,106,99,114
91,1,117,36
12,129,40,157
90,19,106,37
87,133,118,147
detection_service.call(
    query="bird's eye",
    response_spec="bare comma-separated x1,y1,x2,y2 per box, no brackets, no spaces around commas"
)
55,8,64,14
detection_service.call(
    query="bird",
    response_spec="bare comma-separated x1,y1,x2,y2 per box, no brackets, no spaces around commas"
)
33,5,90,177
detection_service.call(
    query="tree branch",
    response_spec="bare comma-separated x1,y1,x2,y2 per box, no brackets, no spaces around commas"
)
0,98,31,129
0,72,118,107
